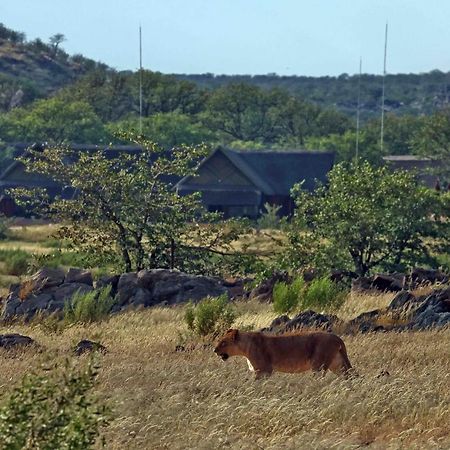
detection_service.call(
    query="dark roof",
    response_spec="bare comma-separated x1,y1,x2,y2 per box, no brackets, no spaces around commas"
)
177,146,335,195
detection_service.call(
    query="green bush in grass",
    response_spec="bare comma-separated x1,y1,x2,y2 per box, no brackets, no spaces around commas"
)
185,294,235,337
0,248,32,276
300,277,348,311
0,359,109,449
64,286,115,324
272,277,304,314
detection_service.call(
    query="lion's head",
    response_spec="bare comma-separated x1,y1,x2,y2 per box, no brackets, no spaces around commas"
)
214,329,240,361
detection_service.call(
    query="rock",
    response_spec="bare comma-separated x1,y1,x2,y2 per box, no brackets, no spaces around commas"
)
30,267,65,289
1,296,21,319
345,309,384,334
116,272,139,306
387,290,417,311
65,268,93,286
261,314,291,333
351,277,373,292
0,333,35,349
74,340,107,356
52,283,93,303
283,310,338,332
136,269,156,290
411,268,449,285
95,274,120,297
371,273,405,292
128,288,153,308
249,272,291,302
330,270,358,283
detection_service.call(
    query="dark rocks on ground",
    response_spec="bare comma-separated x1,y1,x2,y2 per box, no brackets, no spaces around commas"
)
249,272,291,302
371,273,406,292
263,311,339,333
1,267,231,320
74,339,107,356
411,268,449,285
65,268,93,286
0,333,35,349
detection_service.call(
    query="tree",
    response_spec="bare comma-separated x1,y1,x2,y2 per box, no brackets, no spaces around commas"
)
412,107,450,176
107,112,216,148
12,134,250,274
49,33,66,56
0,97,108,143
286,161,450,276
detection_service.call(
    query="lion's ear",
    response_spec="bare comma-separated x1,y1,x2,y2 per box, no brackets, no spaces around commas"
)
229,329,239,342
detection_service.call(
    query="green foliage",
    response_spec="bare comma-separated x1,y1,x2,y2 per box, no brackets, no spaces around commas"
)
64,286,115,324
0,359,109,450
412,107,450,176
257,202,282,230
0,248,31,276
12,138,250,276
108,112,215,149
185,294,236,337
272,277,304,314
0,97,108,143
300,277,347,311
287,161,450,276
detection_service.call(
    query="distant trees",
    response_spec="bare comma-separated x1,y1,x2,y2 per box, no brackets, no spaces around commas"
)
0,97,107,143
285,161,450,276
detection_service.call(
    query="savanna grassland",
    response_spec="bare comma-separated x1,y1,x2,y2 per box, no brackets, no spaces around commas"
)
0,296,449,450
0,224,449,449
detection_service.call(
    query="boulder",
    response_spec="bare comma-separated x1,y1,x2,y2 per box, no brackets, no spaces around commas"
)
263,310,339,333
95,274,120,296
53,283,93,303
249,272,291,302
0,333,35,349
65,268,93,286
411,268,449,285
116,272,139,306
74,339,107,356
371,273,405,292
30,267,65,289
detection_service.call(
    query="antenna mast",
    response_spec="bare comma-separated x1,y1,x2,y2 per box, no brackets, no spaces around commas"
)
380,22,388,152
139,25,143,134
355,57,362,161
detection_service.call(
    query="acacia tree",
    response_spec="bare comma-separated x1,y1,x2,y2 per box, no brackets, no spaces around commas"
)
12,134,250,273
286,161,450,276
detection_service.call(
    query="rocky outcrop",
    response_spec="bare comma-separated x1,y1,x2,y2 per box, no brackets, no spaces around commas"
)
262,310,340,333
1,267,229,321
352,269,448,293
264,288,450,334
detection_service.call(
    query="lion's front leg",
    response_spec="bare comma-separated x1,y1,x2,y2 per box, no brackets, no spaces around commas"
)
254,369,273,380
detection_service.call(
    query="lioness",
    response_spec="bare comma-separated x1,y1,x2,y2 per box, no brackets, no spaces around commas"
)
214,329,352,379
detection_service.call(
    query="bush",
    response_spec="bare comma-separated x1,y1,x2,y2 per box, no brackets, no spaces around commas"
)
0,248,32,275
300,277,347,311
0,359,109,449
257,202,282,230
64,286,115,324
273,277,304,314
185,294,236,337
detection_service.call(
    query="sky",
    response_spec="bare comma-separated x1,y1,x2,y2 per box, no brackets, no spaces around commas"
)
1,0,450,77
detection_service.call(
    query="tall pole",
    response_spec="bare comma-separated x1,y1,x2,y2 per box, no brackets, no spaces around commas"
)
139,25,143,135
355,57,362,162
380,22,388,153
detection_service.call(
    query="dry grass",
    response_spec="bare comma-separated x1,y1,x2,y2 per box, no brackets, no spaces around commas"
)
0,302,449,450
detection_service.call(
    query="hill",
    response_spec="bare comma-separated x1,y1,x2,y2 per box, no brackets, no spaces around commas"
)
0,23,107,112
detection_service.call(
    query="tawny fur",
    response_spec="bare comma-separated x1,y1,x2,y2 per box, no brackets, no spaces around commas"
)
214,329,352,379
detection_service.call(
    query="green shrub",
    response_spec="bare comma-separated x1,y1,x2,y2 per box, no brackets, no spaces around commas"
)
272,277,304,314
185,294,236,337
300,277,347,311
0,359,109,449
0,248,31,275
64,286,115,324
257,202,282,229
